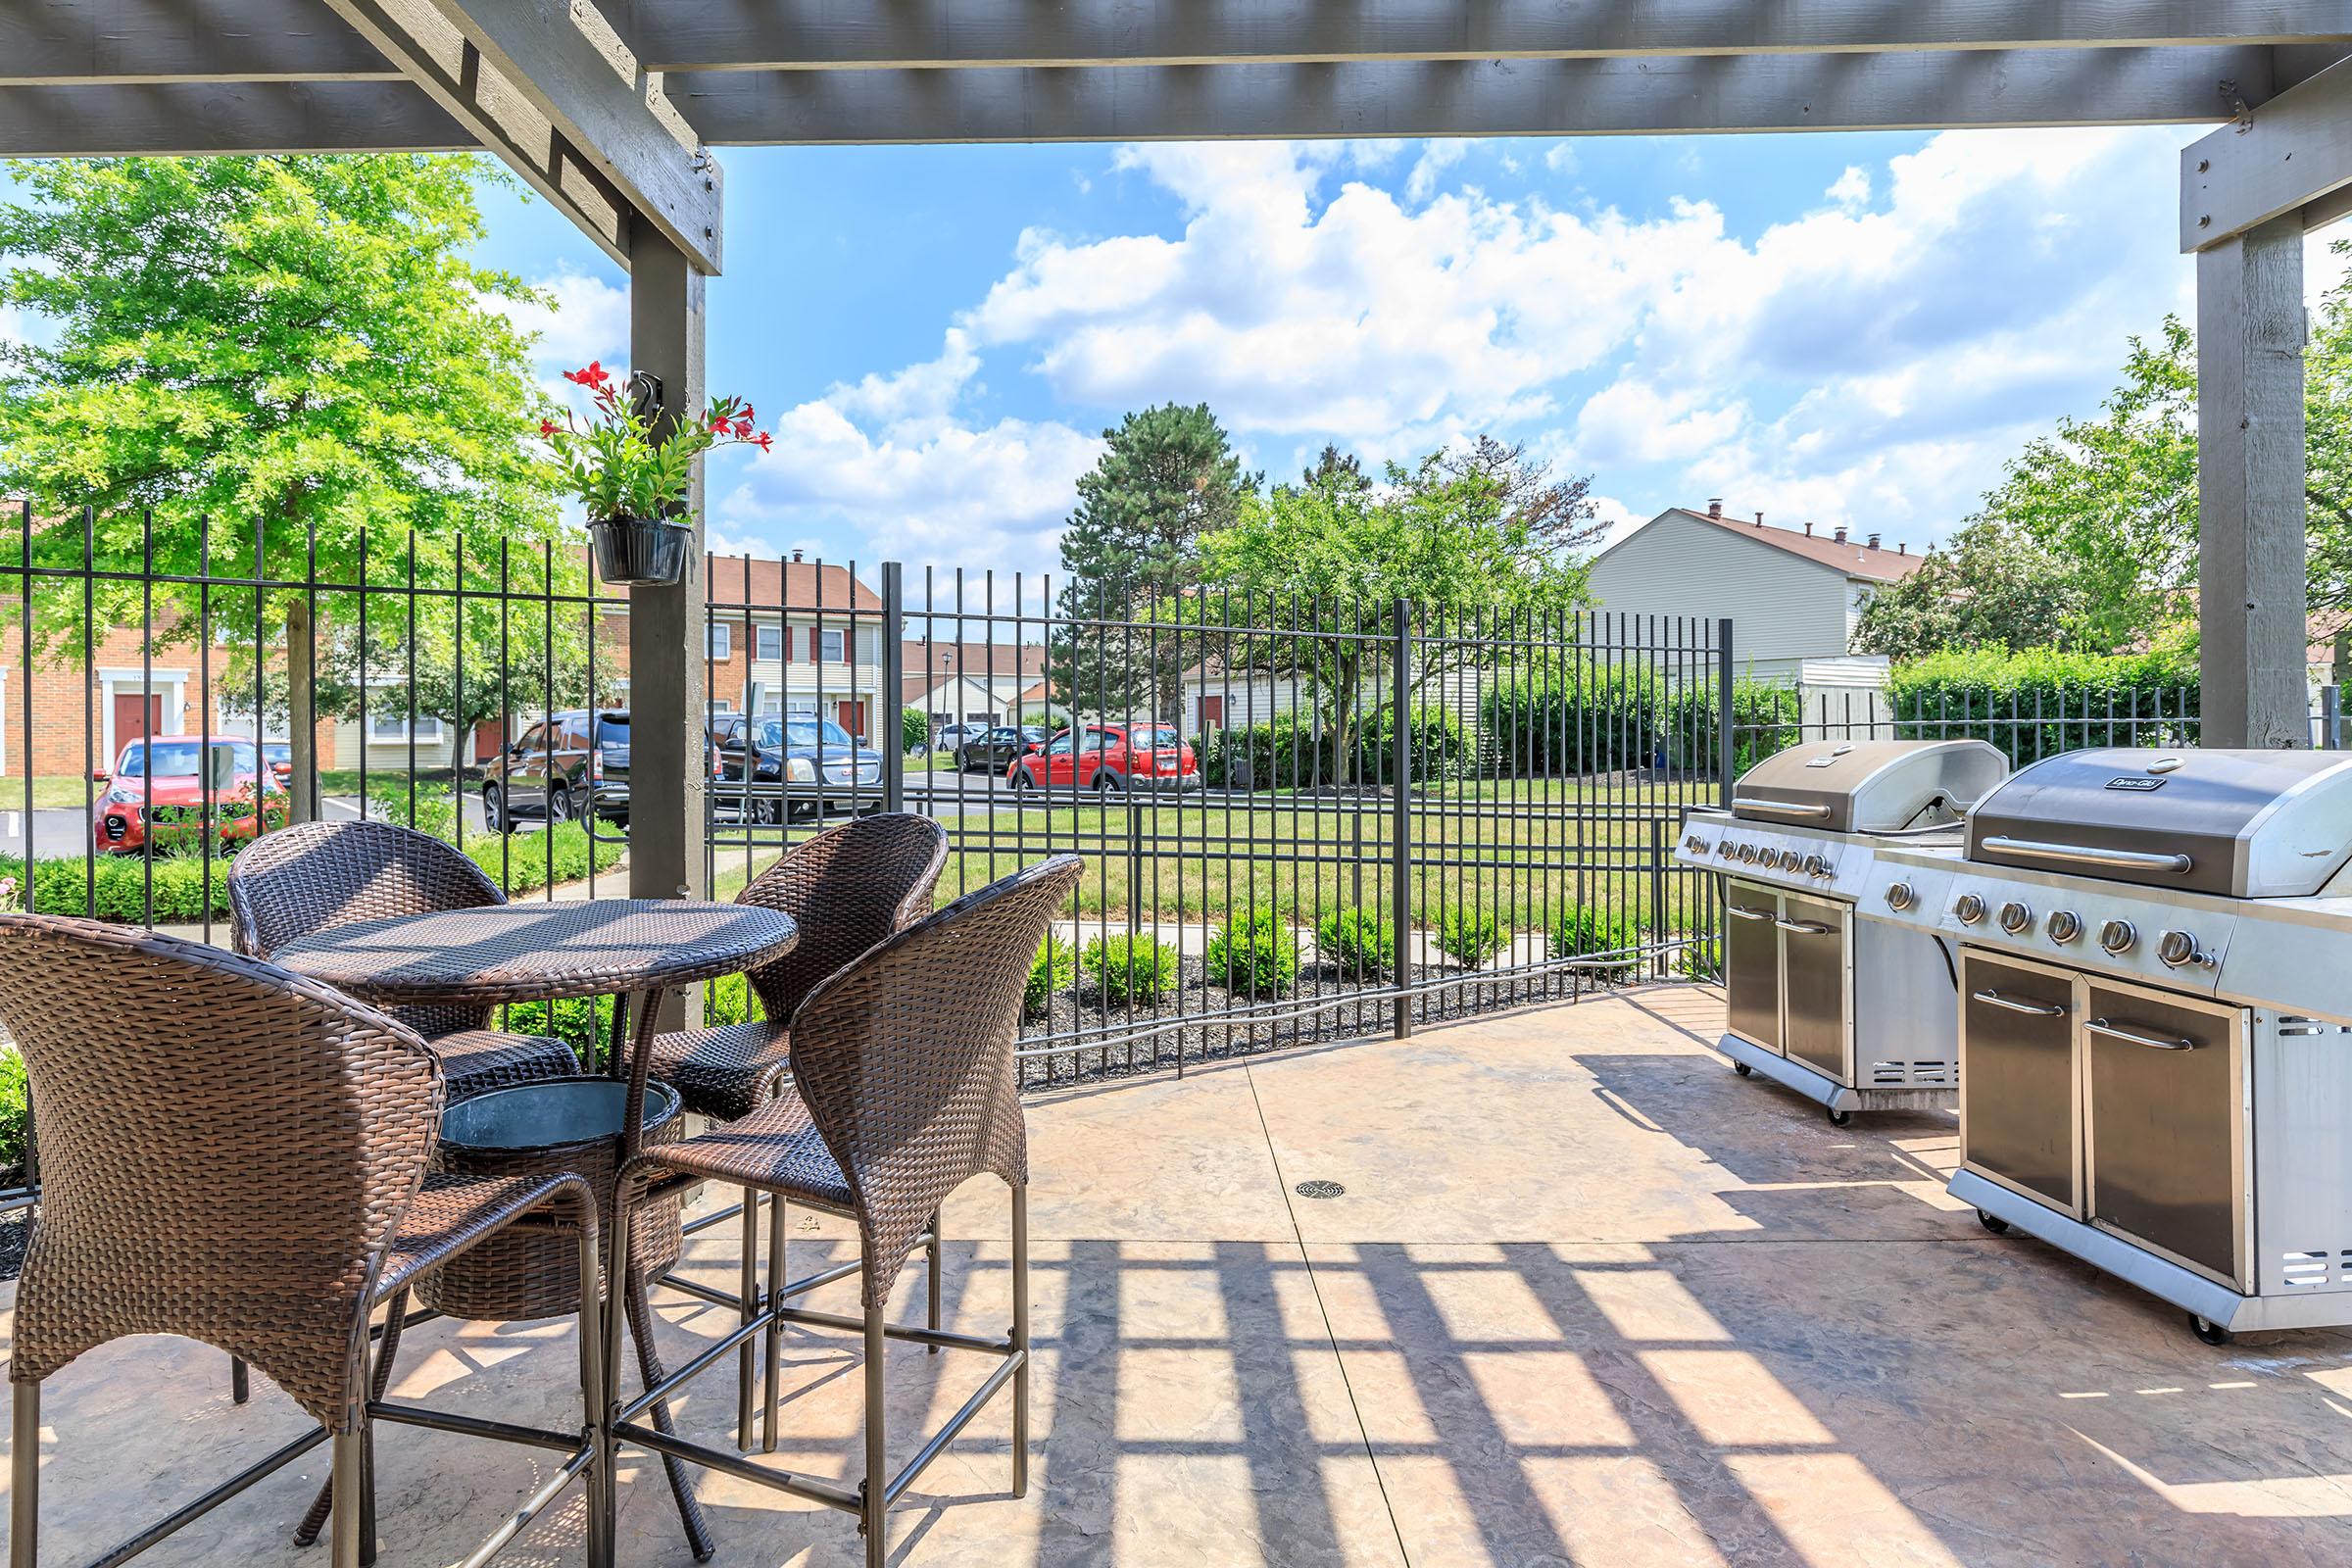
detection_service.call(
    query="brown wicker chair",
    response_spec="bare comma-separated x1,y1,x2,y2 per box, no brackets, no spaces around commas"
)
0,915,608,1568
228,819,585,1100
645,811,946,1448
604,855,1082,1568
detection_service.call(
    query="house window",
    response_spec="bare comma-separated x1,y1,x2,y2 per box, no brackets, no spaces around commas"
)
755,623,783,662
708,622,732,661
820,628,846,662
367,693,446,744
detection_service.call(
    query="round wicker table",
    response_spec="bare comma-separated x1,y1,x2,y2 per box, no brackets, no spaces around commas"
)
274,897,798,1559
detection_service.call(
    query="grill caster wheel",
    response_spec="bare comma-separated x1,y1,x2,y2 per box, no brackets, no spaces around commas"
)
1976,1208,2010,1236
2189,1314,2232,1347
1733,1061,1752,1077
1826,1106,1852,1127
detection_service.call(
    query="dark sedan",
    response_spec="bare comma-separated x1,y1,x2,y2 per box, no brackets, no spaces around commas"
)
717,713,887,821
956,724,1049,772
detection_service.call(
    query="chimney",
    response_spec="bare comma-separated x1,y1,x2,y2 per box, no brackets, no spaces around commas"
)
1754,511,1764,525
1707,498,1723,518
1898,542,1908,555
791,548,805,563
1803,522,1814,537
1866,532,1881,549
1833,526,1848,544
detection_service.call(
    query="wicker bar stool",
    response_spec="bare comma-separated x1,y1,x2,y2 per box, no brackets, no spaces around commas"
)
0,916,609,1568
603,855,1081,1568
646,812,946,1448
228,819,586,1099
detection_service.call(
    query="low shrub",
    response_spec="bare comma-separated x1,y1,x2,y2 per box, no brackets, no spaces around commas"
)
1316,906,1394,979
0,1047,24,1175
1198,715,1329,791
1549,904,1645,968
465,817,624,896
1674,929,1722,982
1083,933,1179,1004
1205,906,1299,997
7,851,234,923
1025,935,1077,1019
495,994,609,1064
1355,703,1470,786
1434,906,1507,965
1887,646,2200,766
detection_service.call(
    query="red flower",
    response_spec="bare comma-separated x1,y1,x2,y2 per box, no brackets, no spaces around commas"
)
733,417,753,439
739,404,755,422
710,413,732,432
539,417,558,437
754,431,772,453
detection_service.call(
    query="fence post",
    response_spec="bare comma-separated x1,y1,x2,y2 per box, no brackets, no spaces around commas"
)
1392,598,1413,1041
1648,816,1668,979
2325,682,2343,751
881,563,905,812
1716,617,1736,807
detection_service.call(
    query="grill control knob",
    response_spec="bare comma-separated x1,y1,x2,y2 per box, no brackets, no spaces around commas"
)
1778,849,1804,871
1684,835,1709,855
1955,894,1986,924
2156,929,2204,969
1998,900,2034,935
1803,855,1832,879
1885,881,1915,911
1737,844,1758,863
2099,918,2137,955
2045,910,2082,945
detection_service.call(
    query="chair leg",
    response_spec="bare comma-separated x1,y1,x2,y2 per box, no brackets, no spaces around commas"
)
926,1208,943,1354
12,1380,37,1568
761,1196,786,1454
1011,1183,1031,1499
230,1354,249,1404
736,1192,759,1450
598,1190,632,1567
296,1288,410,1551
862,1294,886,1568
575,1212,612,1568
329,1430,365,1568
625,1258,715,1561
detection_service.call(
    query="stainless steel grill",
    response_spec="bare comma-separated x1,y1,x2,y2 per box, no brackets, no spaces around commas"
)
1676,738,2007,1122
1863,746,2352,1343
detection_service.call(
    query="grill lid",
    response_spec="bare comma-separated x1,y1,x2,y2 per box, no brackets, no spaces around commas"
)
1966,748,2352,897
1732,738,2007,834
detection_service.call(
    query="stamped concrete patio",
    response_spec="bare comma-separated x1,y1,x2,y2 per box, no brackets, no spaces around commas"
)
7,985,2352,1566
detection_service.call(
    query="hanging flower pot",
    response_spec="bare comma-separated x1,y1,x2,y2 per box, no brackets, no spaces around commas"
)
539,361,771,589
587,514,694,587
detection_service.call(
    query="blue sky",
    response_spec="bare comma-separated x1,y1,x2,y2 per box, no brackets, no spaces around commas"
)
439,131,2345,595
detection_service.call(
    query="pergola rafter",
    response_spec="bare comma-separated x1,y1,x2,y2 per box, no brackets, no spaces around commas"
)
0,0,2347,879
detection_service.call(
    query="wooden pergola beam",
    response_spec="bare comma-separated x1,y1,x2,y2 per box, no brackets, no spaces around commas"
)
316,0,720,272
611,0,2352,74
2180,54,2352,250
0,0,393,85
0,79,466,154
671,46,2273,145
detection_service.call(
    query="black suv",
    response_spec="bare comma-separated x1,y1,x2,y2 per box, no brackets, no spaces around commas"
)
484,709,630,831
956,724,1048,772
716,711,886,821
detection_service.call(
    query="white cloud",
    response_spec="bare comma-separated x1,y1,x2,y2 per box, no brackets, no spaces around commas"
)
1825,165,1871,208
1405,140,1476,203
1544,142,1580,175
1574,380,1747,465
499,270,628,372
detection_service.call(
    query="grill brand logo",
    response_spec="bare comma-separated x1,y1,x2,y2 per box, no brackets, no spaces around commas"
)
2105,776,2167,792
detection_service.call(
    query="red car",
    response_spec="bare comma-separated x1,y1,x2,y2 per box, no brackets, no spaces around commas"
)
1009,723,1200,796
93,735,287,854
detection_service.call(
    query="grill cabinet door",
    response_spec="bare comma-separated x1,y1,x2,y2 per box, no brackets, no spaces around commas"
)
1780,895,1850,1082
1724,882,1782,1054
1961,953,2080,1215
2084,984,2246,1288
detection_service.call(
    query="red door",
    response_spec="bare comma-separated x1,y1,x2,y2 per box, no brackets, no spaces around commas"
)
113,692,162,763
836,700,865,739
1200,695,1224,726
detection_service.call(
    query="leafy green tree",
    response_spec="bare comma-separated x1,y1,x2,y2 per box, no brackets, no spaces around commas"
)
0,154,565,784
1199,453,1588,782
1049,402,1257,715
1851,518,2086,661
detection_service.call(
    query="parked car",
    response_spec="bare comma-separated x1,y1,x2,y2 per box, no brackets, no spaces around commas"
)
260,741,293,782
930,722,985,757
483,709,631,832
716,712,887,821
1009,723,1200,796
92,735,287,854
956,724,1049,773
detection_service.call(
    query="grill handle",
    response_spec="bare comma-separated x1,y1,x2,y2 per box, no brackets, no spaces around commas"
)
1726,905,1776,922
1732,797,1832,819
2086,1018,2197,1052
1977,836,2192,875
1970,989,2068,1018
1775,918,1836,936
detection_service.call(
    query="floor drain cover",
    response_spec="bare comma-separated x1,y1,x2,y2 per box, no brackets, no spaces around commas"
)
1294,1180,1346,1200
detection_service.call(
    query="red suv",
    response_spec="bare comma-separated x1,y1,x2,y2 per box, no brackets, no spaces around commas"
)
93,735,287,854
1010,723,1200,796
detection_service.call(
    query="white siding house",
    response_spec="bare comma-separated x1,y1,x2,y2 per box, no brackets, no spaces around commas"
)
1585,503,1928,685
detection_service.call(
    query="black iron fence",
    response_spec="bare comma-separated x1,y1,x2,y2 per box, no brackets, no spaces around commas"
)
708,564,1734,1086
1731,682,2207,769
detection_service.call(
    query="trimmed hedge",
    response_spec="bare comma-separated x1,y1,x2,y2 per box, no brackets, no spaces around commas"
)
1887,647,2199,767
1199,704,1467,791
1084,933,1180,1004
1549,904,1644,968
1316,906,1394,979
1659,681,1807,777
1478,663,1663,775
1355,704,1469,786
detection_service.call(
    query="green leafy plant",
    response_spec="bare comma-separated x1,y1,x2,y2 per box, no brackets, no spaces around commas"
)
1025,935,1077,1019
0,1046,24,1174
902,707,929,754
1887,646,2199,766
1435,906,1507,964
540,361,769,520
1316,906,1395,979
1550,905,1645,969
1083,933,1180,1004
1674,929,1722,982
1205,906,1299,997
